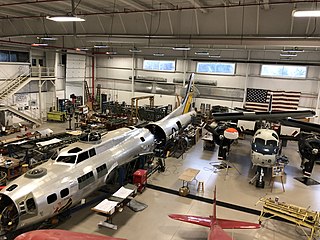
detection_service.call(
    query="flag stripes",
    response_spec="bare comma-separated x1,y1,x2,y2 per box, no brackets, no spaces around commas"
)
244,88,300,112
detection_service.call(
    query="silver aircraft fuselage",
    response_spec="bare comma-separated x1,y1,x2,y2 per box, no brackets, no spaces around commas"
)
0,110,196,235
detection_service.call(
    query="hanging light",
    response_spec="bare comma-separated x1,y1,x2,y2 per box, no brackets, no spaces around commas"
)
292,10,320,17
46,15,85,22
31,43,48,47
172,46,191,51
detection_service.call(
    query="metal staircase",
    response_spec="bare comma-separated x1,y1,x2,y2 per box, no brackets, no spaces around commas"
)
0,68,43,126
0,69,31,101
0,105,41,126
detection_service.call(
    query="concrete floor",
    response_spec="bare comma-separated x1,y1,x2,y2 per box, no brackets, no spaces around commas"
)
2,121,320,240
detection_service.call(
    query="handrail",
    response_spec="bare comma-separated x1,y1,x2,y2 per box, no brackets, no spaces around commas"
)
30,66,55,77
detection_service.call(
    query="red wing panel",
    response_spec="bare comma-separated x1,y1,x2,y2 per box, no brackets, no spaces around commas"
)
208,225,232,240
217,218,261,229
14,229,127,240
169,214,211,228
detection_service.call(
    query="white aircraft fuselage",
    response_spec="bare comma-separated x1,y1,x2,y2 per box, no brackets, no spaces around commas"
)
0,109,196,235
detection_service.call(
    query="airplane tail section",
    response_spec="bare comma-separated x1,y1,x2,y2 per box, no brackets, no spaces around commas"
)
168,214,211,228
160,73,195,121
181,73,194,114
213,186,217,222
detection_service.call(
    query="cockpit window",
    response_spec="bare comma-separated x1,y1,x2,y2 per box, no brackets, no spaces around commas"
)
266,140,278,148
272,133,279,140
254,138,265,146
68,147,82,153
77,151,89,164
56,155,77,164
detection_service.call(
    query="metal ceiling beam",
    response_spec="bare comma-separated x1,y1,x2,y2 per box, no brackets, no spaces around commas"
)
73,2,106,13
167,12,174,35
187,0,207,13
119,14,127,34
24,19,35,35
224,3,228,35
0,8,34,17
97,16,107,33
0,0,316,20
256,4,259,34
117,0,151,11
8,19,19,35
142,14,149,34
15,4,65,16
0,0,65,8
262,0,270,10
194,9,200,35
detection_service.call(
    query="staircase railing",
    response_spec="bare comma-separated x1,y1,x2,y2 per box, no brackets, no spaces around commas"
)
30,66,55,78
0,68,30,100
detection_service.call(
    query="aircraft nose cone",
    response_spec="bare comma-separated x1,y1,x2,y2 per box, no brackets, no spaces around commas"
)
0,193,19,235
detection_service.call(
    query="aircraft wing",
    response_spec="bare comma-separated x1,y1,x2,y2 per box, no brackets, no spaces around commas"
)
208,225,232,240
14,229,127,240
217,218,261,229
168,214,211,227
212,110,315,121
280,118,320,134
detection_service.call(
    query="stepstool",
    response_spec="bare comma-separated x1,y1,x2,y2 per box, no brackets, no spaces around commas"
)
197,181,204,192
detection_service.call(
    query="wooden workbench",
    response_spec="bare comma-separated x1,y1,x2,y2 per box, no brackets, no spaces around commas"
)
179,168,200,182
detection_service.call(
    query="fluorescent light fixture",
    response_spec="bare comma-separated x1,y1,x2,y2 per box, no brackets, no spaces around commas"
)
292,10,320,17
94,45,109,48
76,48,89,51
173,46,191,51
37,36,57,41
46,15,85,22
280,52,297,57
195,51,209,56
281,48,304,53
153,53,164,57
106,51,117,55
129,48,141,53
208,55,221,58
31,43,48,47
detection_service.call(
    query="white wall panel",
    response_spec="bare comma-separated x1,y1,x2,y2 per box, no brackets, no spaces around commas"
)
66,53,86,99
0,63,29,80
95,55,320,111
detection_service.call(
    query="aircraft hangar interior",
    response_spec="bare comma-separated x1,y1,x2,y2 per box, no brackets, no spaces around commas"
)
1,0,320,240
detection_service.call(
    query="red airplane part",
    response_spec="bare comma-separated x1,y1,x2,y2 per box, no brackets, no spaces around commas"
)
169,187,260,240
14,229,127,240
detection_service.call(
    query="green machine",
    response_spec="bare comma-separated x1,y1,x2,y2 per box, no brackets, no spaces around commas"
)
47,111,67,122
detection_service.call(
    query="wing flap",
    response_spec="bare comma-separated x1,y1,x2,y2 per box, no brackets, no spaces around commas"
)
217,218,261,229
168,214,211,227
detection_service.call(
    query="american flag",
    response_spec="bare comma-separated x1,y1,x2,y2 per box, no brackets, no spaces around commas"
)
244,88,301,112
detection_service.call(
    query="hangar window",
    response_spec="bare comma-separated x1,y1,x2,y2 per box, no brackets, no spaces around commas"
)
196,62,235,75
47,193,57,204
261,65,307,78
0,50,29,63
143,60,175,72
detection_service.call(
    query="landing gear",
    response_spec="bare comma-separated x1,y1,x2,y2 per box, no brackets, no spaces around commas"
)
249,166,265,188
256,167,265,188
